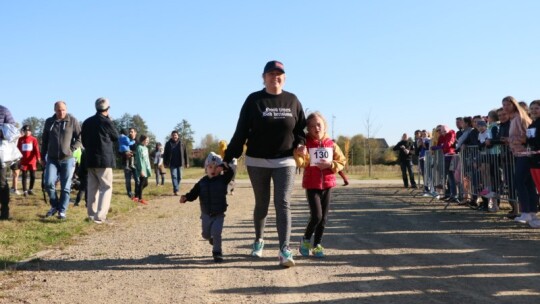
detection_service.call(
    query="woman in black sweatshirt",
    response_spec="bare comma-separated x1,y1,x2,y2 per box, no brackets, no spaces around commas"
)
223,60,306,267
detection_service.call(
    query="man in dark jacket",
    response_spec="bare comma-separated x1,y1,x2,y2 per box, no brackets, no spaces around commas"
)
393,133,417,188
163,130,189,195
0,105,16,220
41,101,81,219
81,98,119,224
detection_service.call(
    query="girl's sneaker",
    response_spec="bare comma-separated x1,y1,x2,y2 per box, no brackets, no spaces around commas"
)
279,246,295,267
312,245,325,258
299,238,311,257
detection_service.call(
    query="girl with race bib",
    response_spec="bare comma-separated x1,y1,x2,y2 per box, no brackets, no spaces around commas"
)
295,112,346,257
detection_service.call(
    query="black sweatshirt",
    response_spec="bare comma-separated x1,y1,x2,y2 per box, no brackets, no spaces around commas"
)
224,89,306,162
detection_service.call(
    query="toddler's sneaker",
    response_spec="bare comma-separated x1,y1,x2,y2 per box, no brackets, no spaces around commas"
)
57,212,66,220
279,246,295,267
312,244,325,258
213,251,224,263
488,200,499,212
299,238,311,257
251,239,264,257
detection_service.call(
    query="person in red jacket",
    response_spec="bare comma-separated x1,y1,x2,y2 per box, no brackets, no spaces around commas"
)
295,111,346,258
17,125,41,197
432,125,458,202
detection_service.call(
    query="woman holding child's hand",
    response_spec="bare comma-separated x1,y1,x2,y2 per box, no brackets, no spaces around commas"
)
223,60,306,267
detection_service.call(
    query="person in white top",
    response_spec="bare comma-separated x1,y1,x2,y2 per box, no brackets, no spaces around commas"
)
152,142,166,186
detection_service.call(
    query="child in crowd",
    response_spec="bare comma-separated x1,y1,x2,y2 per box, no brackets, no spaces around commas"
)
152,142,166,186
74,148,87,207
477,120,493,210
17,125,41,196
118,128,135,153
180,152,235,262
134,135,151,205
295,112,346,257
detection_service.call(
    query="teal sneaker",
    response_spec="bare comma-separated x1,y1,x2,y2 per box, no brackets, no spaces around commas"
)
299,238,311,257
251,239,264,257
279,246,295,267
312,244,325,258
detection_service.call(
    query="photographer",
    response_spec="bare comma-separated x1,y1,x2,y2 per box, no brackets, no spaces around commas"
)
393,133,417,188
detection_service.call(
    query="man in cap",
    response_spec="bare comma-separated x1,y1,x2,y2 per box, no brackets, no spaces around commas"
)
41,101,82,219
81,98,119,224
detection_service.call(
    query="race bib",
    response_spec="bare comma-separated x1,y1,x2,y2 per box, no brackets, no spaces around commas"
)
22,143,33,152
309,147,333,166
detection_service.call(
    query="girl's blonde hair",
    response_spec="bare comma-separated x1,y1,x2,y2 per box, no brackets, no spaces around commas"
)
306,111,328,133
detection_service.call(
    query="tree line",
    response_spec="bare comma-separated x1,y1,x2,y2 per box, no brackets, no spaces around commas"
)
19,114,398,167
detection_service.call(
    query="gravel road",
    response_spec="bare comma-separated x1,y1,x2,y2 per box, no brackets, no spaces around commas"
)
1,180,539,304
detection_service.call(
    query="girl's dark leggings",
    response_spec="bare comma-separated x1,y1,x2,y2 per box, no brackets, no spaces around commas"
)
304,188,332,246
136,176,149,200
21,169,36,191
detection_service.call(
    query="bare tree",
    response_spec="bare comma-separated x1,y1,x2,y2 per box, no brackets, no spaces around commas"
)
364,110,382,177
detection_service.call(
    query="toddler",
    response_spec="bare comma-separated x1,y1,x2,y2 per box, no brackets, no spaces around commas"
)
118,128,135,153
180,152,235,262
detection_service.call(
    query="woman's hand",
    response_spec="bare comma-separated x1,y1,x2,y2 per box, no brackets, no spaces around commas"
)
296,145,307,156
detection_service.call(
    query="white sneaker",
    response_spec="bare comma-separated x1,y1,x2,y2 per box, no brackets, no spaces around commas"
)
422,193,432,197
251,239,264,257
514,213,533,224
488,200,499,212
529,218,540,228
279,246,295,267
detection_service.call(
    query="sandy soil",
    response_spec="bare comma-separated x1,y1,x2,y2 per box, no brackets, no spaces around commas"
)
1,180,540,304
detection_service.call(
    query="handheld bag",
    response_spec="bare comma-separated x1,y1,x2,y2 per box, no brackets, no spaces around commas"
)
0,123,22,164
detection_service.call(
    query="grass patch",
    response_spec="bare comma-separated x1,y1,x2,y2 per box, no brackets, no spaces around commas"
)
0,168,181,267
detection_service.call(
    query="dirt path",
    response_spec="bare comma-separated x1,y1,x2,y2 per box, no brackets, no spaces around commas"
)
1,181,540,304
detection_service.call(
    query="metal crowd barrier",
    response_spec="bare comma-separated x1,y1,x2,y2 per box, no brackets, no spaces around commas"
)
459,144,517,208
416,144,517,210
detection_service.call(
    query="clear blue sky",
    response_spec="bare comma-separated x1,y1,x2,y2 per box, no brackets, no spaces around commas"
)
2,1,539,147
